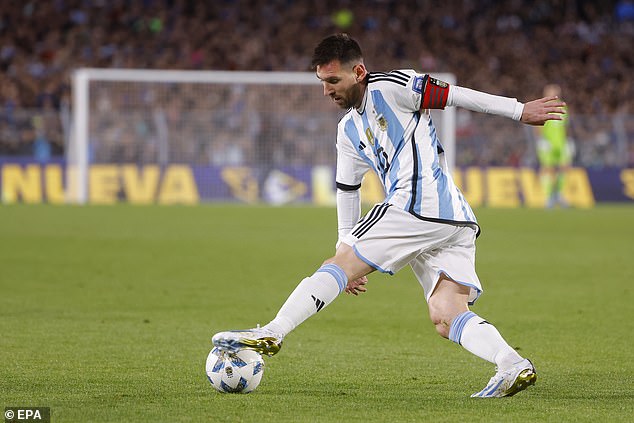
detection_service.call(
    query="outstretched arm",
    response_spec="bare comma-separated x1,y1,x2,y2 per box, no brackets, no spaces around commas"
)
443,85,566,124
520,96,566,126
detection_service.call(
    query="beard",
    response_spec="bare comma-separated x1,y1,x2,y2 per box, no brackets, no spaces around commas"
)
332,95,352,109
331,85,363,109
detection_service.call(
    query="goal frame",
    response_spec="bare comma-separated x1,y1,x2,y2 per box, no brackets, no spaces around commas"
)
70,69,456,204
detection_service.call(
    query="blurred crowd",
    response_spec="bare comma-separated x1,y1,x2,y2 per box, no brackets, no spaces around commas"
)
1,0,633,166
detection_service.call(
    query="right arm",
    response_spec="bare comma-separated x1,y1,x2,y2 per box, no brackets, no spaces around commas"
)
334,124,371,295
335,187,369,296
334,121,370,248
336,185,361,250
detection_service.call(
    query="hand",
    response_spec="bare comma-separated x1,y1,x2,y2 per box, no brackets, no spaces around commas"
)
520,96,566,126
345,276,368,296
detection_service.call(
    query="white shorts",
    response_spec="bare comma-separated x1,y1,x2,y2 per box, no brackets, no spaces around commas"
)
340,204,482,304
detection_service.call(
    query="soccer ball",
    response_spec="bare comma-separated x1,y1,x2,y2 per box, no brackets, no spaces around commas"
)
205,347,265,393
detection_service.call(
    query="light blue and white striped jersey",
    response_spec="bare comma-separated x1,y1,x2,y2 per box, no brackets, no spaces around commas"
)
336,69,479,231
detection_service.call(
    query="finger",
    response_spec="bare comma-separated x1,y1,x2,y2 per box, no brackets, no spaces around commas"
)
544,100,566,109
543,112,564,120
545,104,566,112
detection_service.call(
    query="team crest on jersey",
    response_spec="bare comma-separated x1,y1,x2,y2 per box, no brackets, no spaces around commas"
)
376,114,388,131
412,76,424,93
365,128,375,146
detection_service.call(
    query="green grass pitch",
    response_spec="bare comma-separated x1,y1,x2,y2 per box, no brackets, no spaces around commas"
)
1,204,633,422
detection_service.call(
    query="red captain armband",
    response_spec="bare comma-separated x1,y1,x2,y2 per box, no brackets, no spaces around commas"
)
421,76,450,110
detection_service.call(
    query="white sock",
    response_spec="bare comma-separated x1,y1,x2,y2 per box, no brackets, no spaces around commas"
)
449,311,523,370
263,264,347,337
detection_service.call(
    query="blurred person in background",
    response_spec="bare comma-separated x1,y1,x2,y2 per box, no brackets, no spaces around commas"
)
535,84,574,208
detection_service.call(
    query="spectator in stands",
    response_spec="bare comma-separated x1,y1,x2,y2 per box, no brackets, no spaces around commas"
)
0,0,631,166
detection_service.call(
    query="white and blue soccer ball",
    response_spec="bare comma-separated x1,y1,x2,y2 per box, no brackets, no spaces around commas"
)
205,347,265,393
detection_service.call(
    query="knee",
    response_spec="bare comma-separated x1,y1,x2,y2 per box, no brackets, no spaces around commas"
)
427,297,454,339
427,279,471,339
432,321,451,339
328,244,373,283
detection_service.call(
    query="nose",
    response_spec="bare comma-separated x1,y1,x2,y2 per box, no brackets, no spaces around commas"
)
323,82,334,97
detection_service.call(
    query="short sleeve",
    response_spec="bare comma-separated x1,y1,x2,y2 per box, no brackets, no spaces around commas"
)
336,120,371,189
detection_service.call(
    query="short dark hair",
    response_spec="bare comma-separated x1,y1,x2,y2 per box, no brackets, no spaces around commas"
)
311,33,363,70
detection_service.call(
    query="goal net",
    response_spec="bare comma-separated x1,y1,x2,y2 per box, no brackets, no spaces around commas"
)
68,69,455,205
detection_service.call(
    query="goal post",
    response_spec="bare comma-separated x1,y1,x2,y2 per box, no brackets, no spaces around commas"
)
69,69,456,204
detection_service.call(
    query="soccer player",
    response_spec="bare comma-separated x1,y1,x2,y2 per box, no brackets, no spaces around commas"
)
535,84,573,208
213,34,566,398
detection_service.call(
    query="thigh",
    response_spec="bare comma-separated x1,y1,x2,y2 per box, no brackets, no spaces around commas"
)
340,204,464,275
551,144,564,164
328,243,375,283
537,139,553,165
410,226,482,305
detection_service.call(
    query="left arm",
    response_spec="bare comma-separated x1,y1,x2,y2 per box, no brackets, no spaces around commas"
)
447,85,525,120
448,86,566,125
419,77,566,125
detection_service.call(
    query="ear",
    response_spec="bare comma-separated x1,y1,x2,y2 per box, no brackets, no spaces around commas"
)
353,63,367,82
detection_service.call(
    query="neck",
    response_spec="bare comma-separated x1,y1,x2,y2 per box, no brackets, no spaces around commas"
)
354,81,368,110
